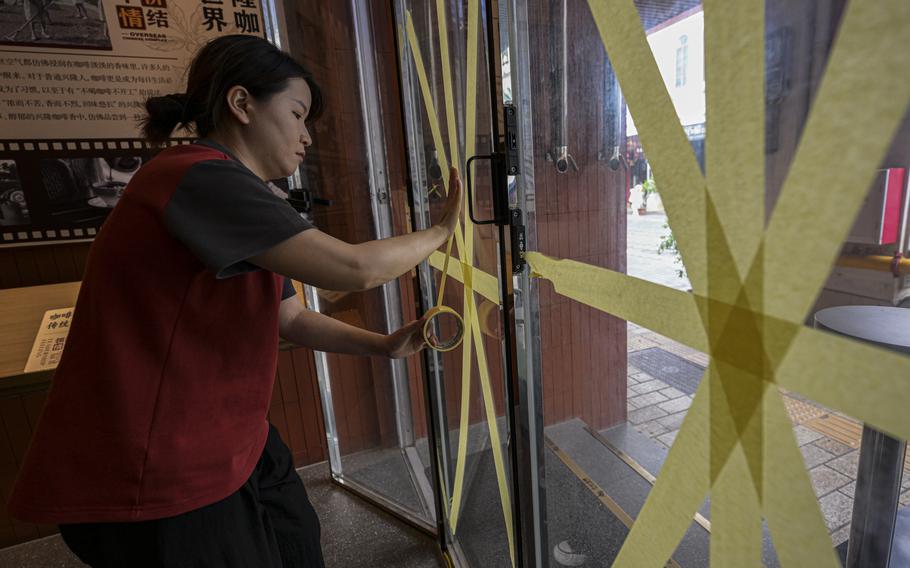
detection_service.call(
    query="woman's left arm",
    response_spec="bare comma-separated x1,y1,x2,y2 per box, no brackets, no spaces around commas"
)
277,297,426,359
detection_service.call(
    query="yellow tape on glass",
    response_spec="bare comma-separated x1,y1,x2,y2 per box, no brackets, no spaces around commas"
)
401,1,910,566
404,7,516,566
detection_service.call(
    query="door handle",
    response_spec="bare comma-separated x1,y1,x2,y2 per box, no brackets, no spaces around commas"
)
465,153,500,226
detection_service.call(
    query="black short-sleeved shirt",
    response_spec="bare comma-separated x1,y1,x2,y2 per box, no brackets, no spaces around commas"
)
164,139,311,297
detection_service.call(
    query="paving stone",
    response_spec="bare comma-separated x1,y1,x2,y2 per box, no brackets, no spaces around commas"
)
819,491,854,532
812,437,854,457
794,425,824,446
809,465,851,498
631,371,657,383
830,524,851,547
840,481,856,499
627,375,640,386
686,354,710,366
628,391,668,408
630,379,666,395
658,386,686,400
801,444,836,470
627,397,644,410
657,430,678,447
634,420,669,439
828,450,861,477
657,412,688,431
628,406,669,425
902,473,910,491
901,489,910,507
627,365,643,375
629,336,659,351
658,396,692,414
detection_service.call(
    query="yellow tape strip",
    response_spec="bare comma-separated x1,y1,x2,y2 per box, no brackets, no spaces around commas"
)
404,9,515,565
702,1,766,563
583,1,910,565
762,0,910,323
526,252,708,351
587,0,708,294
762,382,841,566
612,373,711,566
403,2,910,565
430,252,499,304
438,251,910,444
435,0,461,171
703,0,765,295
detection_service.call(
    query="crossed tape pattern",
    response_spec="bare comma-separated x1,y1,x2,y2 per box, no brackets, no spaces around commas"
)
405,0,910,566
402,3,517,565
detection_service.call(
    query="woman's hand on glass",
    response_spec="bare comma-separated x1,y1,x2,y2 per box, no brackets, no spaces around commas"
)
437,167,463,238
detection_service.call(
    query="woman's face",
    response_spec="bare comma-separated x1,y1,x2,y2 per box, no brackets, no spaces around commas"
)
243,78,314,179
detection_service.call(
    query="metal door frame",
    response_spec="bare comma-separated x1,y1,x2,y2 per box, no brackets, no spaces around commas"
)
390,0,543,565
271,0,440,536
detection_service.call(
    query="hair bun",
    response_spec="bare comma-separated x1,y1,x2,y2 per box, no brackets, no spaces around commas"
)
158,93,188,119
141,93,189,145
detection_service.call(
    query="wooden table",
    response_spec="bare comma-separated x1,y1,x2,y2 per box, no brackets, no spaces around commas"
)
0,282,80,393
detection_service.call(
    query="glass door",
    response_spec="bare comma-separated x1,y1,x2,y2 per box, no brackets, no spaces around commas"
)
501,0,910,567
296,0,438,534
394,0,525,565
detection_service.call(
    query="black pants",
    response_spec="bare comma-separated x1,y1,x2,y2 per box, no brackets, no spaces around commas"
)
59,425,324,568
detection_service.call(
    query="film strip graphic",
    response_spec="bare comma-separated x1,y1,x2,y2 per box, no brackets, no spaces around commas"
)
0,137,193,247
0,137,195,154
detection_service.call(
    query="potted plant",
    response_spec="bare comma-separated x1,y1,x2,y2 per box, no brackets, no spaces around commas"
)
657,223,687,279
639,178,657,215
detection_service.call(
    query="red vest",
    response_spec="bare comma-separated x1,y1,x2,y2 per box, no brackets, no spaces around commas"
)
9,144,283,523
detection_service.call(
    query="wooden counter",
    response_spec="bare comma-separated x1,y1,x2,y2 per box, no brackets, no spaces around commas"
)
0,282,80,392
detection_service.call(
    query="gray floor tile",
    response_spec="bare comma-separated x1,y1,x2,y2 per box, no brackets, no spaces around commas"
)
819,492,855,532
658,386,686,400
628,391,669,408
809,465,851,498
794,425,824,446
812,437,854,457
800,444,836,470
657,411,688,431
658,396,692,414
657,430,678,447
828,450,861,477
840,481,856,499
634,419,669,439
830,524,851,547
0,464,443,568
628,406,669,425
630,379,667,395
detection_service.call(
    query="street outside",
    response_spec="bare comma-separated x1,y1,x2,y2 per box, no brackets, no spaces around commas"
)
626,207,691,292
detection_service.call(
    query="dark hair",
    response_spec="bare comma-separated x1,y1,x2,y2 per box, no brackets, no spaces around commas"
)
141,35,324,145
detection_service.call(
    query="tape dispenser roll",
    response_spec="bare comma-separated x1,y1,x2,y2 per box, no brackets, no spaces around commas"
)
423,305,465,352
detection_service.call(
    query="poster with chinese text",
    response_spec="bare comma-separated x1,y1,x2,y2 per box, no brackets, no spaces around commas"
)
0,0,266,245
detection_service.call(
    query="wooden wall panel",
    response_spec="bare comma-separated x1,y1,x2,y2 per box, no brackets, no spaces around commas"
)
0,242,91,291
528,0,628,430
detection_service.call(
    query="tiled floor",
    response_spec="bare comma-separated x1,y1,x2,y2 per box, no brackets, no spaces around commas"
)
626,323,910,547
0,462,444,568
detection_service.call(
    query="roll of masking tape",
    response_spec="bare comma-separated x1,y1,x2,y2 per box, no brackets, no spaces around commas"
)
423,305,465,352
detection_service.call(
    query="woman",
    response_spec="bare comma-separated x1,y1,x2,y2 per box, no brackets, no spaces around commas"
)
8,34,462,567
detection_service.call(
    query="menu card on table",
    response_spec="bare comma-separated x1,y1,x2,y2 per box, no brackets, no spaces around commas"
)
23,308,74,373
